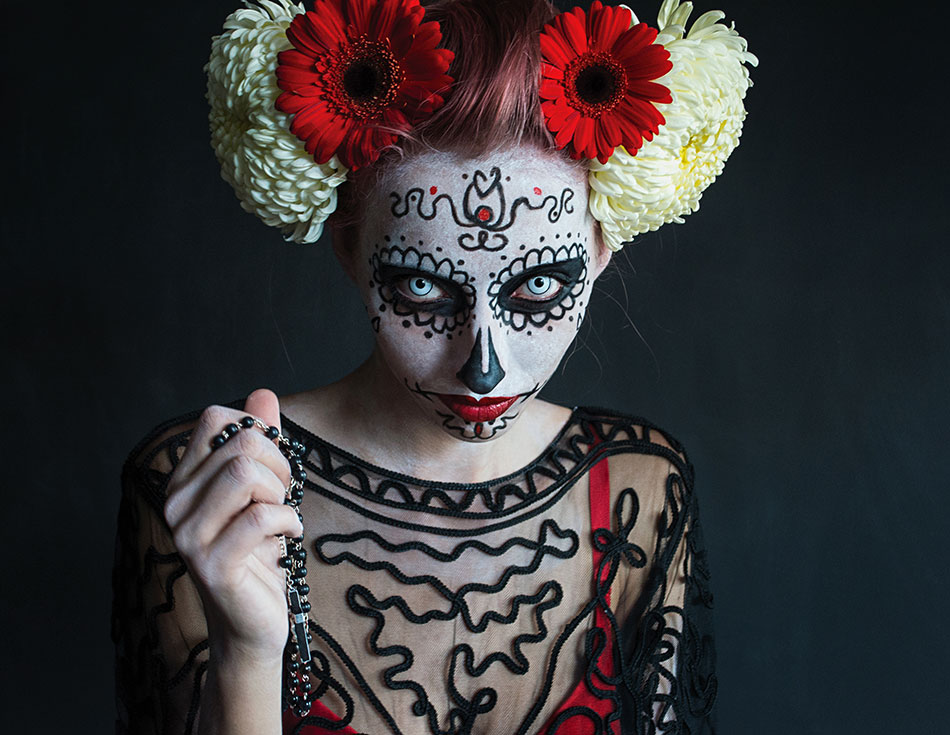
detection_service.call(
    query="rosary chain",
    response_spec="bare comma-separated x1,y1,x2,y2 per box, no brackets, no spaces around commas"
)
209,415,315,717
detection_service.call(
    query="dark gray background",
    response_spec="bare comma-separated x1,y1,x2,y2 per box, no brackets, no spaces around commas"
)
5,0,948,731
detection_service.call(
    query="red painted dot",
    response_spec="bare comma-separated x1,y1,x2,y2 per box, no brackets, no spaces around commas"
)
534,187,542,195
475,423,483,436
477,207,492,222
430,186,438,195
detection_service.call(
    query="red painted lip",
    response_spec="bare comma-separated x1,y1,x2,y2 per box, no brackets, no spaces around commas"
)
437,394,519,423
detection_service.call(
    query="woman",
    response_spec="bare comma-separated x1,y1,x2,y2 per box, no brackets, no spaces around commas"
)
112,0,754,733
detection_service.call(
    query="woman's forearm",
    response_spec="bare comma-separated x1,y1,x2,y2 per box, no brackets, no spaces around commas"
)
197,644,284,735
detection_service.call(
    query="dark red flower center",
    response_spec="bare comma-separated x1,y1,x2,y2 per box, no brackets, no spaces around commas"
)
326,36,404,120
564,52,627,118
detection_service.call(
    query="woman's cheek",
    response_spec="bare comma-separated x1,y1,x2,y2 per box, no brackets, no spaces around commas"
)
375,314,458,385
505,316,585,386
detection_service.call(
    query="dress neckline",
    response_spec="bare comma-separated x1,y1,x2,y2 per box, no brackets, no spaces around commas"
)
279,406,581,492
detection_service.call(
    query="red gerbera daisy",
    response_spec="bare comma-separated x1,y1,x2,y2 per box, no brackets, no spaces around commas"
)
539,1,673,164
275,0,455,170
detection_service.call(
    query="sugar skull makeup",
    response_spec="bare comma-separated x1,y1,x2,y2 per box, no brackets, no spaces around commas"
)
350,150,607,442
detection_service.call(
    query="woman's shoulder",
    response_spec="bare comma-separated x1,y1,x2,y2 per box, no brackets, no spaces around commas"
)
572,405,695,484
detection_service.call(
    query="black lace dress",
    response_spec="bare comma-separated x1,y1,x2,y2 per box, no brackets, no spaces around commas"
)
112,400,717,734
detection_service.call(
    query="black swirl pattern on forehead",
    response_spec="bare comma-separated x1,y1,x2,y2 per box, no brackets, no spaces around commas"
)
389,167,575,252
372,246,475,335
487,243,589,332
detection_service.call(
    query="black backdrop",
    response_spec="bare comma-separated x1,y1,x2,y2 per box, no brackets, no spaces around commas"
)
5,0,949,731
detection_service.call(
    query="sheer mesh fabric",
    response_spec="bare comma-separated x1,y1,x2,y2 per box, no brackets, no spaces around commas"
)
112,401,717,734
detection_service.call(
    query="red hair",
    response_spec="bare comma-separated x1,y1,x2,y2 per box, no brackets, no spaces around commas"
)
408,0,559,155
333,0,568,228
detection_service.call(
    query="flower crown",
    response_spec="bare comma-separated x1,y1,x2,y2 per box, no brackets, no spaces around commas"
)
206,0,757,250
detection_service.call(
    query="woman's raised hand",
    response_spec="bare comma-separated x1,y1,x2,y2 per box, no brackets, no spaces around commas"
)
164,388,302,664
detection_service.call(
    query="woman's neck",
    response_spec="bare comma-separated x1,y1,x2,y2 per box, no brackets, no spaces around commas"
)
281,349,571,484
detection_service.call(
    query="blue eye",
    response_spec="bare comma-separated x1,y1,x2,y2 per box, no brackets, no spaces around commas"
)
512,274,562,301
408,277,435,296
526,275,555,296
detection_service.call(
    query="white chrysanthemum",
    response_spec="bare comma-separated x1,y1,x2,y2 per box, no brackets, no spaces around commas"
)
206,0,348,244
588,0,758,251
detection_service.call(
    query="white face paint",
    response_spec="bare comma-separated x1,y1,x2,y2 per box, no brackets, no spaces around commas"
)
352,148,606,442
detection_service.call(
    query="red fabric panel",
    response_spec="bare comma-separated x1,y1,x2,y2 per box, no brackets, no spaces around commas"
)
282,698,358,734
536,454,619,734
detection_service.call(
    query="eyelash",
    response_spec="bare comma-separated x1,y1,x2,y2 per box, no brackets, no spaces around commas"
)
382,270,464,315
509,273,566,302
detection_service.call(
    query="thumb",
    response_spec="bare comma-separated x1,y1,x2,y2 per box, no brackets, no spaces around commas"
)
243,387,281,435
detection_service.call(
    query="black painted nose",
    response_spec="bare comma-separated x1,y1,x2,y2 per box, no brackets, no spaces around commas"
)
456,328,506,394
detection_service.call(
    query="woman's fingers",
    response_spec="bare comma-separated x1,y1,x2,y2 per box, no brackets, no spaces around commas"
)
172,388,284,484
169,453,289,550
204,502,304,590
165,416,292,529
243,388,281,435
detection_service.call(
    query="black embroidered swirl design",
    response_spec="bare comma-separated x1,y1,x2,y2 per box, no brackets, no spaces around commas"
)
389,167,576,251
339,580,564,735
112,402,716,735
315,518,578,630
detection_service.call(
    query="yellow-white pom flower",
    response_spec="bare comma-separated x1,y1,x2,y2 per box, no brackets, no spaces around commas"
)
206,0,347,244
588,0,758,251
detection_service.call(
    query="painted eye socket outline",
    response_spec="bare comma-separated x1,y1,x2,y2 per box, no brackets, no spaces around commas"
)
488,243,589,331
372,246,476,334
497,260,585,313
378,264,466,315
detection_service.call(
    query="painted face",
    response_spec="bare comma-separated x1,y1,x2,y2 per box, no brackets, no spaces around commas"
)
352,149,607,442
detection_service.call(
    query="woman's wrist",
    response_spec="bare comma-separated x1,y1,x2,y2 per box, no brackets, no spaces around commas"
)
210,635,286,674
199,643,285,735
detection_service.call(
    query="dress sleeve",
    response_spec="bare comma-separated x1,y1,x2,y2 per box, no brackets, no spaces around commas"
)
111,419,212,735
615,448,718,734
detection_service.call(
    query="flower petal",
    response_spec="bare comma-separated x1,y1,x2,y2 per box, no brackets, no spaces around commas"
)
589,3,631,53
291,7,346,55
623,48,673,80
541,61,565,81
275,64,321,88
574,116,595,159
554,111,580,149
600,112,623,147
559,8,589,56
369,0,399,41
612,23,657,61
540,28,573,66
594,123,615,164
625,79,673,103
546,100,576,131
401,48,455,76
276,49,317,71
539,78,565,101
344,0,372,35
